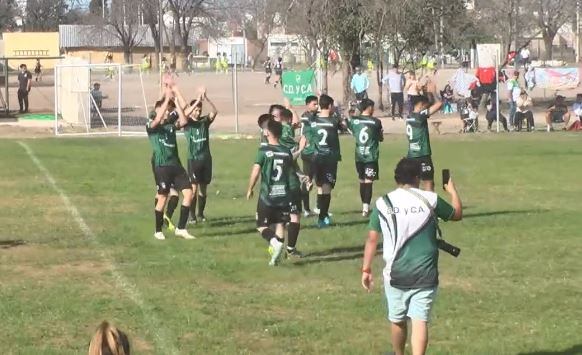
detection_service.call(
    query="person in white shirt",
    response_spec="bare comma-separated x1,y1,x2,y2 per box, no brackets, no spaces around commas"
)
520,47,531,69
382,64,406,120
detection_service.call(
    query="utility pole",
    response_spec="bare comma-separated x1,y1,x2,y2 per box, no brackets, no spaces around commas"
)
159,0,164,89
577,0,580,62
102,0,106,19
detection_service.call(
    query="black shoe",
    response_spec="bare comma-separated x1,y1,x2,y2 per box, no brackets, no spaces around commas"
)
197,215,207,222
188,217,197,225
287,248,304,258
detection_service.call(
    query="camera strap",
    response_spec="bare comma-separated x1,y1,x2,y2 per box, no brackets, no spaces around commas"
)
403,188,443,240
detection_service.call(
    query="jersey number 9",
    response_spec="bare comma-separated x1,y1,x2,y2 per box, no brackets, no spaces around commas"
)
406,124,413,140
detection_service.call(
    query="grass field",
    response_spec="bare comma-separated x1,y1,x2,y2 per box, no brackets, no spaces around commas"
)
1,133,581,355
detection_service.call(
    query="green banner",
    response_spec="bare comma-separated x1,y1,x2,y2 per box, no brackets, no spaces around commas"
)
282,70,316,105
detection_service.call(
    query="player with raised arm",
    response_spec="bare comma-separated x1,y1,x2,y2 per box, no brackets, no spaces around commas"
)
146,86,195,240
346,99,384,217
299,95,319,216
246,118,293,266
178,89,219,224
309,94,343,228
405,78,442,191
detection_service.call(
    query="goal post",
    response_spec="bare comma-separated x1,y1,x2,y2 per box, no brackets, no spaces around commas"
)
54,62,150,136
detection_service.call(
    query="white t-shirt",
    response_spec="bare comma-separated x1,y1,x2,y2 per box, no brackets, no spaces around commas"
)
520,48,530,59
506,80,521,102
384,70,404,93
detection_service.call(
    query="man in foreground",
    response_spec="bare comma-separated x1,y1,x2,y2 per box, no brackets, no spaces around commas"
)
246,118,293,266
346,99,383,217
405,78,442,191
361,158,463,355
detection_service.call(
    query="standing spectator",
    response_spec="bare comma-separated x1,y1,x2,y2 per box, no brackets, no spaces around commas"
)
506,71,521,130
485,95,509,132
273,57,283,88
17,64,32,114
514,90,534,132
361,157,463,355
520,46,531,69
475,66,496,109
264,57,272,84
545,95,571,132
221,53,229,74
404,71,420,115
567,93,582,130
440,84,454,114
88,321,130,355
170,53,178,76
351,66,370,101
383,64,405,120
90,82,108,111
524,66,535,91
34,59,42,82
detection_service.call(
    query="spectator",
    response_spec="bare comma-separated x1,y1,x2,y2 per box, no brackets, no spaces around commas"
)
514,90,534,132
88,321,130,355
441,84,454,114
361,158,463,355
485,95,509,131
17,64,32,114
545,95,570,132
351,66,370,101
382,64,405,119
506,71,521,130
475,66,496,109
404,71,420,115
90,83,108,110
567,94,582,130
34,59,42,82
524,66,535,91
520,46,531,69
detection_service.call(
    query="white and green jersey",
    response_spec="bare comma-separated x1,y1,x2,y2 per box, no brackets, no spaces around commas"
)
368,188,455,289
406,109,431,158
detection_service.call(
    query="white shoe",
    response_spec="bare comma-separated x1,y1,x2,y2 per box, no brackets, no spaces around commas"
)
312,208,333,217
154,232,166,240
303,210,312,218
175,228,196,240
268,239,284,266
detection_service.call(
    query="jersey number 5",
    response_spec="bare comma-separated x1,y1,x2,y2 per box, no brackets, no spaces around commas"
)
406,124,413,140
272,159,283,181
317,128,328,146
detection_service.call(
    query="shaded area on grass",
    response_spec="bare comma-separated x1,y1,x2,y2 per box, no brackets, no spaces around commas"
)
0,239,26,249
518,344,582,355
292,244,383,266
463,209,548,219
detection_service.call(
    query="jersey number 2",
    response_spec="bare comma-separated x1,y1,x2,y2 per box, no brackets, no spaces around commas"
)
317,128,328,146
272,159,283,181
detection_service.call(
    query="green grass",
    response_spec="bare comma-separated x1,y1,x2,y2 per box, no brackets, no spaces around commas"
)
1,133,581,354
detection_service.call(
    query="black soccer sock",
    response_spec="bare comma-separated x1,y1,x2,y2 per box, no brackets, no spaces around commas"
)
178,205,189,229
359,183,366,204
154,197,158,208
155,210,164,232
287,222,300,249
198,195,207,216
261,228,278,243
301,189,311,211
363,183,373,205
166,195,179,219
190,195,197,219
318,194,331,220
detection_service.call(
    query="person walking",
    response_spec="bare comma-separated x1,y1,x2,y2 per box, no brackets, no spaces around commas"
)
17,64,32,113
351,66,370,101
383,64,405,120
361,157,463,355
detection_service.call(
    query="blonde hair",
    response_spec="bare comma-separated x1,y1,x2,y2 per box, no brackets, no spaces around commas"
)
88,321,130,355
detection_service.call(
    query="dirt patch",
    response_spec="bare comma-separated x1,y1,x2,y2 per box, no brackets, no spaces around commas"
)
0,124,54,138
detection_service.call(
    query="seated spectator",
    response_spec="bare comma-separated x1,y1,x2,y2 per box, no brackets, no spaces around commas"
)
441,84,454,114
485,95,509,131
88,321,130,355
515,90,534,132
545,95,570,132
566,93,582,131
90,83,108,110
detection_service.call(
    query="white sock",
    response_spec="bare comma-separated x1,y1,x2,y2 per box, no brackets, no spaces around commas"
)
363,203,369,212
270,237,282,248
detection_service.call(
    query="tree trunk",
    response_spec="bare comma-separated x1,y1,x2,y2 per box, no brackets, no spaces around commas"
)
251,37,268,71
341,51,353,106
123,48,131,64
543,31,555,60
322,56,329,94
376,48,384,111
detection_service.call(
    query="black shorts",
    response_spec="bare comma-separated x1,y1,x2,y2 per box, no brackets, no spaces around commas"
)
302,155,315,179
188,157,212,185
411,156,435,181
312,159,338,188
356,161,379,181
289,189,302,214
265,69,272,74
355,91,368,101
551,110,566,123
154,165,191,194
275,69,283,76
256,200,288,227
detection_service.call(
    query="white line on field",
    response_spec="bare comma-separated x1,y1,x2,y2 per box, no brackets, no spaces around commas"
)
18,141,178,355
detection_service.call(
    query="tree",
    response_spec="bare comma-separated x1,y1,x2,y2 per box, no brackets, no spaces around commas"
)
24,0,69,31
533,0,576,60
108,0,147,63
0,0,19,32
167,0,208,55
89,0,105,17
142,0,163,68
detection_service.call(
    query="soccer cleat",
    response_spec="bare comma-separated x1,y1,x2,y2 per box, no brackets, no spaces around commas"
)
362,210,370,218
313,208,333,217
303,210,313,218
187,217,197,225
317,218,329,229
154,232,166,240
323,216,332,226
268,240,284,266
175,229,196,240
197,215,207,222
164,215,176,233
287,248,304,258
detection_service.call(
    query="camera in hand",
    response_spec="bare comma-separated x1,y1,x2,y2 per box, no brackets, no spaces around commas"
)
437,239,461,257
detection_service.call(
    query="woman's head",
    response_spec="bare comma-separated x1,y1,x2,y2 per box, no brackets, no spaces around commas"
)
88,321,130,355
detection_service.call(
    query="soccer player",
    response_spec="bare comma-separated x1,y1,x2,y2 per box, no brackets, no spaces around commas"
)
309,94,343,228
246,118,293,266
180,90,218,223
273,57,283,88
147,86,195,240
280,108,305,257
405,78,442,192
346,99,384,217
299,95,319,216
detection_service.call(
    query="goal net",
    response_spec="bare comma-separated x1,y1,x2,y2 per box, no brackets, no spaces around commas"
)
54,61,151,136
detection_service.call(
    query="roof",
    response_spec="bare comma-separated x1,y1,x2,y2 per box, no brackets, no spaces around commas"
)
59,25,195,49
